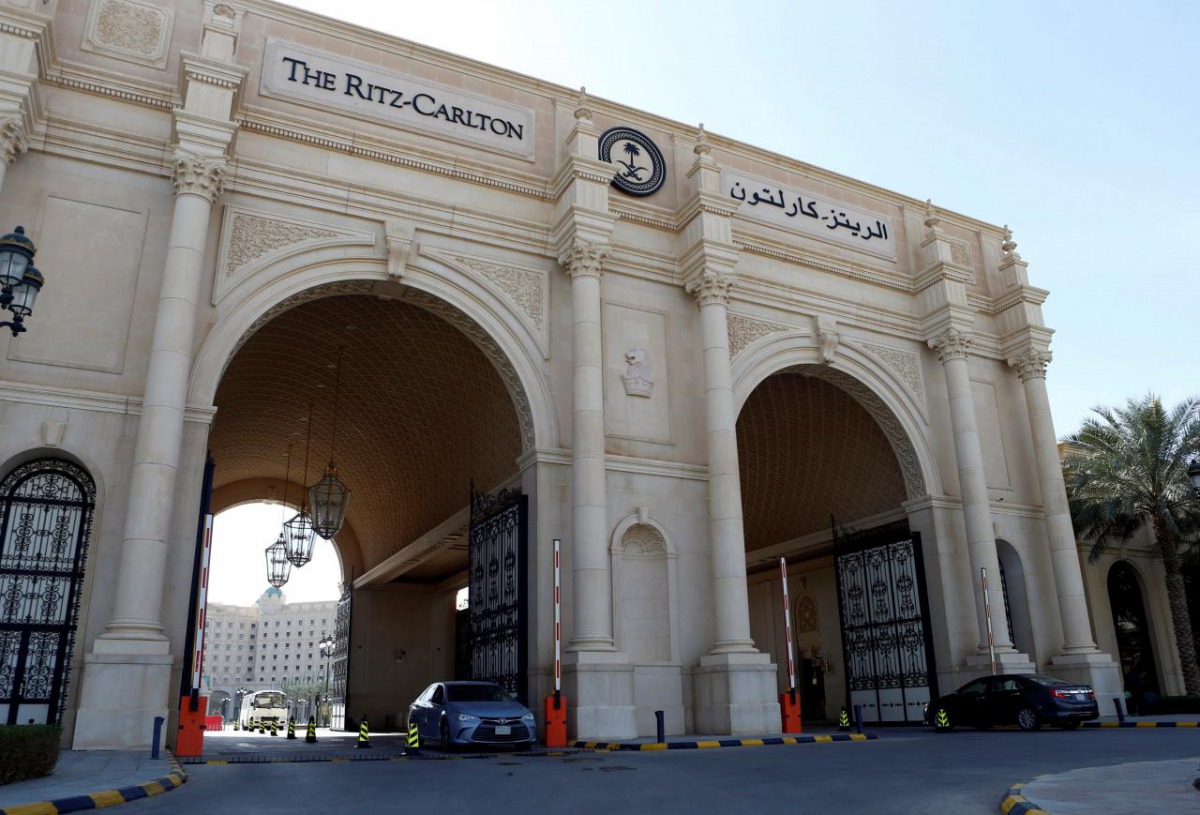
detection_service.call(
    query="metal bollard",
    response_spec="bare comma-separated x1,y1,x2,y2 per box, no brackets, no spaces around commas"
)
655,710,665,744
151,715,165,759
1113,697,1126,723
853,704,863,734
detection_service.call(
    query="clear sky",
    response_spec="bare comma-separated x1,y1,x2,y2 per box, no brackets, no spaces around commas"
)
218,1,1197,605
209,503,343,605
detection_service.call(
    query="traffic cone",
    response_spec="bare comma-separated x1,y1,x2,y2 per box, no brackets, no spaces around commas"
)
270,721,278,737
838,707,851,732
286,718,296,740
406,720,420,755
357,717,372,748
934,707,952,733
248,717,256,732
232,721,239,731
305,716,317,744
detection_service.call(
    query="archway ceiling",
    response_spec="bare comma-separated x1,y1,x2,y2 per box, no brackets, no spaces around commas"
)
209,294,522,582
737,372,907,553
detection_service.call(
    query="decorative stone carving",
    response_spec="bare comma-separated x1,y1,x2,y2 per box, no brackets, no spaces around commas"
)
1008,348,1052,381
83,0,174,69
694,122,711,158
727,314,789,358
574,86,593,124
456,256,545,331
923,198,940,230
949,239,971,267
226,214,337,278
1,117,28,167
1001,224,1020,258
620,348,654,398
928,327,973,363
41,419,67,448
557,240,608,279
817,327,840,365
171,156,226,202
622,523,666,555
385,220,416,280
863,343,925,403
685,269,735,307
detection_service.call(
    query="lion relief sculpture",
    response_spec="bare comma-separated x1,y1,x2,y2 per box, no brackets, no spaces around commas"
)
621,348,654,398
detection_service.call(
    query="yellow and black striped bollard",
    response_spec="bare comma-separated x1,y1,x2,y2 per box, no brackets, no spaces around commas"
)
934,707,953,733
406,720,420,755
356,717,372,748
305,716,318,744
232,720,239,731
286,717,296,740
837,707,850,732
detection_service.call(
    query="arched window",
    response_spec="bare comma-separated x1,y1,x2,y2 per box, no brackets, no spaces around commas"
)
1108,561,1160,697
0,458,96,726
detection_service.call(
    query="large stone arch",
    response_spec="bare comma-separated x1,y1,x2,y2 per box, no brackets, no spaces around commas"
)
731,332,940,500
188,249,558,454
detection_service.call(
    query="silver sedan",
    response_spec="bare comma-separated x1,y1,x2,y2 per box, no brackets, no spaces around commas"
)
408,680,537,750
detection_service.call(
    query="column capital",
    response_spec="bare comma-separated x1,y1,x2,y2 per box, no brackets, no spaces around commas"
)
1008,347,1052,381
686,269,736,307
1,116,28,167
928,327,973,362
557,239,609,280
171,155,226,203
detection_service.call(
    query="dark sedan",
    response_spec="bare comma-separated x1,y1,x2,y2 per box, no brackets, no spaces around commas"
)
408,680,537,750
924,673,1099,731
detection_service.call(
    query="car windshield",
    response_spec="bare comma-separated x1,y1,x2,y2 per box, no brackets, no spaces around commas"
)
253,692,285,708
446,684,512,703
1024,674,1072,687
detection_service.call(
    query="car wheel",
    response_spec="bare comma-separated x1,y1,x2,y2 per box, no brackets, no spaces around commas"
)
440,719,454,752
1017,706,1041,731
1060,719,1081,731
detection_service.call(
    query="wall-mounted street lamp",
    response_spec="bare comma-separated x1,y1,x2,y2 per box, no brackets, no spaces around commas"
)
0,226,45,336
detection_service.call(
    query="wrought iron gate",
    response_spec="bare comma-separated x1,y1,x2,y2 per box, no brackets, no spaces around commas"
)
329,584,351,730
834,530,936,723
0,459,95,726
468,486,528,703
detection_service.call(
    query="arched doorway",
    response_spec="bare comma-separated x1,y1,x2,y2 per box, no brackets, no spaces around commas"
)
0,458,95,726
996,540,1035,658
737,366,936,723
1108,561,1160,707
206,290,530,726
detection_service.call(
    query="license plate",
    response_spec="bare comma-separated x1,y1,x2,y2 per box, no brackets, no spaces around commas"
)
495,725,511,735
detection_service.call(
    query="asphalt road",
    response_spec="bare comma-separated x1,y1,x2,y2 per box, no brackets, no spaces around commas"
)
132,728,1198,814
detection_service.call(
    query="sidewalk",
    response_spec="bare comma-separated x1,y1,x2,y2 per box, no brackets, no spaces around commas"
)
0,750,183,815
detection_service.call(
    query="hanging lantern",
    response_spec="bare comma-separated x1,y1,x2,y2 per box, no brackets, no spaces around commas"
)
309,345,350,540
310,463,350,540
284,504,317,567
285,402,318,567
265,534,291,588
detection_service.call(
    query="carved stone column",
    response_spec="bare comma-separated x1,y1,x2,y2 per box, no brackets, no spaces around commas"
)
1009,348,1098,653
0,116,27,194
101,156,224,642
928,328,1014,652
558,239,614,651
686,269,755,654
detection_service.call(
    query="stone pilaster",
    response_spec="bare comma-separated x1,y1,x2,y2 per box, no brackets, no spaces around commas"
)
557,238,613,651
928,328,1015,655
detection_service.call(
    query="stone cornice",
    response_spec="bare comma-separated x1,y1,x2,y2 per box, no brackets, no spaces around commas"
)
180,50,250,92
0,381,216,425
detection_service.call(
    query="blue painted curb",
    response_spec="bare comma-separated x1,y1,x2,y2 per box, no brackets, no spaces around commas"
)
0,752,187,815
574,732,875,751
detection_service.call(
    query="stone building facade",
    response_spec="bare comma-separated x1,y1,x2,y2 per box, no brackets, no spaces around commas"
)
0,0,1184,749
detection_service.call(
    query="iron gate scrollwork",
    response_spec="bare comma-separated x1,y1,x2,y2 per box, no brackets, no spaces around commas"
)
468,485,528,703
0,459,96,726
330,584,351,730
834,529,937,724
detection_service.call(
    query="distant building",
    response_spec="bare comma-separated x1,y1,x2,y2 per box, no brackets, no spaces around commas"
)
201,588,337,717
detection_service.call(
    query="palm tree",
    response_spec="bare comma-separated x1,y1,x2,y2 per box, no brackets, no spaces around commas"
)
1063,394,1200,695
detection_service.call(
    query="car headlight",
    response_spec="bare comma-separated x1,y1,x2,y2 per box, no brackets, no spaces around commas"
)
522,712,535,722
457,713,480,722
